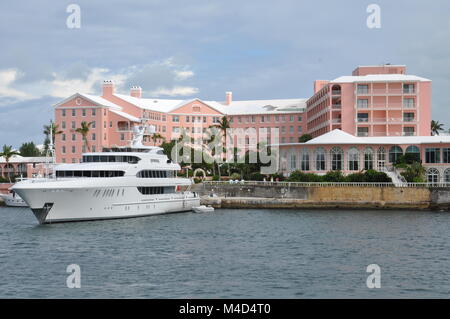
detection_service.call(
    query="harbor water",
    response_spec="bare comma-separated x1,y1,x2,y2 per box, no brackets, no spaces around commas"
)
0,206,449,298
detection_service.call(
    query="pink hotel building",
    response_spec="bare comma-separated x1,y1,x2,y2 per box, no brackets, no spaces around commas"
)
54,65,450,183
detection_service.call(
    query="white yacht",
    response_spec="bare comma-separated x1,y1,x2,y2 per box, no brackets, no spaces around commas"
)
11,126,200,224
0,191,28,207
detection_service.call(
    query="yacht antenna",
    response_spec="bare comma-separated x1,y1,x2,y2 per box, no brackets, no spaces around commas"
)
45,120,56,178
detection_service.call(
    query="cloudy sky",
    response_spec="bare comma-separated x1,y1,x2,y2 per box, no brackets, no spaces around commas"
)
0,0,449,147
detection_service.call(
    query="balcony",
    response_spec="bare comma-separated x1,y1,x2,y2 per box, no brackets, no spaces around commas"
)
372,132,388,136
331,90,341,95
357,132,369,137
332,104,342,109
356,89,416,96
356,103,415,109
332,118,342,124
355,117,417,124
403,103,416,109
385,132,416,136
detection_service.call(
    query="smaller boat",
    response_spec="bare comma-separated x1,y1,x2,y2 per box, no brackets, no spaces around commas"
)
192,205,215,213
0,191,28,207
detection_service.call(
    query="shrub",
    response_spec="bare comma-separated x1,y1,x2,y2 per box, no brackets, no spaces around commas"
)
298,134,313,143
248,172,265,181
287,170,323,182
400,162,426,183
270,173,285,181
212,175,220,181
323,170,346,182
230,173,241,180
395,154,420,166
363,169,391,183
346,173,366,182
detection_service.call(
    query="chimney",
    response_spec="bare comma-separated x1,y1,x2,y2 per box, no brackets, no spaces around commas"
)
130,86,142,98
225,91,232,105
102,80,115,96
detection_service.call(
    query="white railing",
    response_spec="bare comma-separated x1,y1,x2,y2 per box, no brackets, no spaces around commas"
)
203,181,450,188
356,89,416,95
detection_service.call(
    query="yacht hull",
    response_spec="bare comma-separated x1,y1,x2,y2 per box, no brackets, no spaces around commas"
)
0,194,28,207
13,185,200,224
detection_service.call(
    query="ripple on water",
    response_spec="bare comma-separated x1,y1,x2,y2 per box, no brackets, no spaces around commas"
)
0,207,450,298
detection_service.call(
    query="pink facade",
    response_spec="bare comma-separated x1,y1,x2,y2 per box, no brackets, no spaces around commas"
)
0,157,51,179
306,65,432,138
52,64,433,171
279,130,450,182
54,82,307,163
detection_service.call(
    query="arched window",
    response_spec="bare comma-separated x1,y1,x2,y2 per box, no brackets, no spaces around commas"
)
348,148,360,171
315,147,326,171
445,168,450,183
331,84,341,95
389,146,403,163
377,147,386,169
405,145,421,162
301,150,310,171
331,147,343,171
364,147,374,170
427,168,440,184
280,151,287,171
290,152,297,170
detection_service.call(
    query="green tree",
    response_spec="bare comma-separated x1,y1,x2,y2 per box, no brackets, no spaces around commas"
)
19,142,40,157
401,162,426,183
160,139,176,161
43,122,63,148
211,116,231,175
151,133,165,146
0,145,20,183
75,121,93,152
298,134,313,143
431,120,444,136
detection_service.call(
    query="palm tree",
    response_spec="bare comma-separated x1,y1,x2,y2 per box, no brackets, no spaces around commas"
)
203,126,223,177
43,122,63,145
431,120,444,136
75,121,93,152
0,145,20,183
211,116,231,175
151,133,165,146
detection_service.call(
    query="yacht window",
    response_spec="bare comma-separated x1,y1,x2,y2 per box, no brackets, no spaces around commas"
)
137,170,169,178
137,186,174,195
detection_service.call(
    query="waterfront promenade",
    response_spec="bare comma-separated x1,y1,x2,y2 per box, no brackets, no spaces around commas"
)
196,181,450,210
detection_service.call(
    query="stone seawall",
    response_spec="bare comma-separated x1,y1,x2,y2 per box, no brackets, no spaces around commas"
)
194,183,450,210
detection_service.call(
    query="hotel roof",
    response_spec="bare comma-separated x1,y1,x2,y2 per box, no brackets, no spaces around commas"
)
331,74,431,83
53,93,122,110
113,94,306,115
278,129,450,146
0,156,52,164
221,99,307,115
113,94,185,113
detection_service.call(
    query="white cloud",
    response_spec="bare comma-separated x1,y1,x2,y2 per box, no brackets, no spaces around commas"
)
49,68,126,98
175,70,194,81
0,69,33,100
0,58,199,104
150,86,199,96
